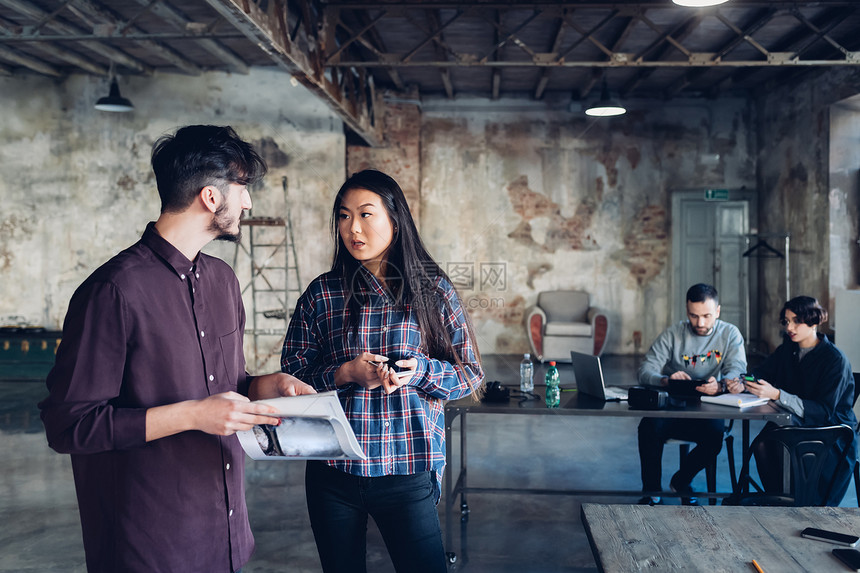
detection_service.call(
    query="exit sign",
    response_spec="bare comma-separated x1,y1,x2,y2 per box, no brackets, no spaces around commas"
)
704,188,729,201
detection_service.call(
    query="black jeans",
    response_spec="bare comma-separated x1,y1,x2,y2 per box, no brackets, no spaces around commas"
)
305,461,446,573
638,417,724,491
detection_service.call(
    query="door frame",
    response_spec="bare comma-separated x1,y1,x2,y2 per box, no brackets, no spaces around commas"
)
670,188,759,344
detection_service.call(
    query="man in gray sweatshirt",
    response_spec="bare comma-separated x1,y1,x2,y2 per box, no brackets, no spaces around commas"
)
637,283,747,505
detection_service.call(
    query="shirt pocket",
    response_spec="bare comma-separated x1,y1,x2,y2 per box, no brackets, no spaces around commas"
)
218,326,243,391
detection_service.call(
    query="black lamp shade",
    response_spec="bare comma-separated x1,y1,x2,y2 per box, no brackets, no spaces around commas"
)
95,78,134,113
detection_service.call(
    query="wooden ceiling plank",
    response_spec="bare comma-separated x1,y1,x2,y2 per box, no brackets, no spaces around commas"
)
401,7,463,64
477,9,542,63
0,0,153,73
70,0,201,75
326,9,386,64
0,18,108,74
129,0,250,73
556,8,617,62
0,42,62,75
351,10,404,90
665,8,777,99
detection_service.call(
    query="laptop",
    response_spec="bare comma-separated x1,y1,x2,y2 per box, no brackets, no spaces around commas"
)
570,351,628,401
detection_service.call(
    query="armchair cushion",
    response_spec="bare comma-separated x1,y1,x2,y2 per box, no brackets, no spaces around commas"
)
545,322,593,337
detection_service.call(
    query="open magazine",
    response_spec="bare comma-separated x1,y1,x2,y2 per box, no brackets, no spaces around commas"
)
237,391,366,460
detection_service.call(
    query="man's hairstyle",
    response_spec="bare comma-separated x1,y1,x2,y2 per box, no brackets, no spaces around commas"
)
150,125,267,213
781,296,828,326
686,283,719,305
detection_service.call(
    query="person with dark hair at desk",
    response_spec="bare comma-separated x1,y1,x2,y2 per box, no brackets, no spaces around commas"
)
732,296,857,505
637,283,747,505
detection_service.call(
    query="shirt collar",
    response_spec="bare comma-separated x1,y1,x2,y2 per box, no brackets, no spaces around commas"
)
141,222,199,278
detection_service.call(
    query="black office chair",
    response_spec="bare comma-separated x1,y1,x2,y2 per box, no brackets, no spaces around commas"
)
849,372,860,507
726,424,855,506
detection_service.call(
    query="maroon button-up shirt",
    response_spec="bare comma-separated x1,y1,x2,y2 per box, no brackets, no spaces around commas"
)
40,223,253,573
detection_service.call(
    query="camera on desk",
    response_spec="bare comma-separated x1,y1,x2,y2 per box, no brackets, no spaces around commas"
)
482,380,511,403
628,386,669,410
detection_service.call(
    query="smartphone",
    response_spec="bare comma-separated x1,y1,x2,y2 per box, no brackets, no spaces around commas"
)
802,527,860,547
833,548,860,571
368,360,412,378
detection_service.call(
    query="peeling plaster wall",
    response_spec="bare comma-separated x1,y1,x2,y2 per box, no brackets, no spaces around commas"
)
829,96,860,317
418,98,755,355
756,68,860,351
0,70,344,366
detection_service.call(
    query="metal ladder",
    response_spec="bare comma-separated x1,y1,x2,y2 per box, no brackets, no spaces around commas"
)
233,176,302,373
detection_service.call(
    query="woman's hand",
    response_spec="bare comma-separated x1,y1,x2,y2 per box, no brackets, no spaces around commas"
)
334,351,389,390
744,378,780,401
379,357,418,394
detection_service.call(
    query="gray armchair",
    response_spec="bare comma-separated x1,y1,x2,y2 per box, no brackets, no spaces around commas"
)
525,290,609,362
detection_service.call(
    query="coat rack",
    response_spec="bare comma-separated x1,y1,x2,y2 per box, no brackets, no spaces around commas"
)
743,233,790,300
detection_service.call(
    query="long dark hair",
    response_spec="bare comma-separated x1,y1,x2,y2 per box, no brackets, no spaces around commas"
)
330,170,481,371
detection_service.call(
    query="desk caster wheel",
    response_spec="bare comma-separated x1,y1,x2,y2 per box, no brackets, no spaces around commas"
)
446,552,457,564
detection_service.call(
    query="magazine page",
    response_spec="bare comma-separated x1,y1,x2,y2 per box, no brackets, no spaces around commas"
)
237,391,366,461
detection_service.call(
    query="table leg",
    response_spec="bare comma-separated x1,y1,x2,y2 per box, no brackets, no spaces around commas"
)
460,411,469,520
742,420,750,494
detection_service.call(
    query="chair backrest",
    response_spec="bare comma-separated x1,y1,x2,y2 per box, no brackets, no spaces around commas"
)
537,290,589,323
751,425,855,506
852,373,860,430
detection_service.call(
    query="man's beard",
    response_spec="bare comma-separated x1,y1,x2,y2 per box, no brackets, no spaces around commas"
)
209,203,242,243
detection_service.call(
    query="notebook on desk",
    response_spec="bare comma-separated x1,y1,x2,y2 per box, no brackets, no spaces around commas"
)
570,351,628,401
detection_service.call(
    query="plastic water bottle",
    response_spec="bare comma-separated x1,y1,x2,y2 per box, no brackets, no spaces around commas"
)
545,361,560,408
519,353,534,393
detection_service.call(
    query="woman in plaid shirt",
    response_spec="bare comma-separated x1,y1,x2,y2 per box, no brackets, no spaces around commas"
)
281,169,484,572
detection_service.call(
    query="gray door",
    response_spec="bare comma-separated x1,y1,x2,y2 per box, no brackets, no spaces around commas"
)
672,193,752,341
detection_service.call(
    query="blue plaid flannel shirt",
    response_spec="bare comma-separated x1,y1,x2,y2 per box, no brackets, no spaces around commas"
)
281,268,483,483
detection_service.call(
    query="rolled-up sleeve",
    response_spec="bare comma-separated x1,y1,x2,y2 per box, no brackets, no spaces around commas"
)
411,283,483,400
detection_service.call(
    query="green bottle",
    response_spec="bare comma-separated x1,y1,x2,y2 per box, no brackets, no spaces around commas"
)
545,361,560,408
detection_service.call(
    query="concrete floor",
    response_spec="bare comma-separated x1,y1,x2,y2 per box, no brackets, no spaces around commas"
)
2,355,857,572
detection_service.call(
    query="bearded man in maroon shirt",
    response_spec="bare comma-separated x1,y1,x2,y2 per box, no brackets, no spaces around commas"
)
39,125,314,573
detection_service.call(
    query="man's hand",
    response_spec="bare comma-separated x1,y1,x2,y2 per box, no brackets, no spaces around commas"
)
248,372,316,400
146,391,281,442
669,371,692,380
695,376,719,396
191,392,281,436
726,378,745,394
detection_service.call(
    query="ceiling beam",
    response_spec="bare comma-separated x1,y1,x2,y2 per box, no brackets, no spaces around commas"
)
664,7,778,98
205,0,382,147
128,0,250,74
0,0,153,73
533,13,565,100
0,18,108,74
425,9,453,98
68,0,202,75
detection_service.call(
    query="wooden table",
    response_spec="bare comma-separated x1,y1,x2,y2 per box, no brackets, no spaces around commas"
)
581,503,860,572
